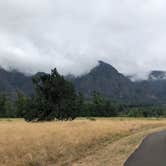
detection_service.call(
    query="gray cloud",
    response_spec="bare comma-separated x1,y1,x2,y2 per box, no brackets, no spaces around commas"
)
1,0,166,76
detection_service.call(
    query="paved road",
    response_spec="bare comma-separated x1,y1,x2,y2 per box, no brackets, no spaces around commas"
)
124,130,166,166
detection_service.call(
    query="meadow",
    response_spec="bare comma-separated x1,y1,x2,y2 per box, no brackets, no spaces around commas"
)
0,118,166,166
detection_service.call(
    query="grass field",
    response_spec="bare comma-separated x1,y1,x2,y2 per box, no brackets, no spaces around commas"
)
0,118,166,166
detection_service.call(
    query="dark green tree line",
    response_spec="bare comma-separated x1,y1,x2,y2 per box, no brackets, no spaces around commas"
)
0,68,166,120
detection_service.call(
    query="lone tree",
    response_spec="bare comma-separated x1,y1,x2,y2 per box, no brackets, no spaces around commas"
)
24,68,78,121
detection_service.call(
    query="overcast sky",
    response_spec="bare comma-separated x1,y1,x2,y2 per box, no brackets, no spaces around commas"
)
1,0,166,77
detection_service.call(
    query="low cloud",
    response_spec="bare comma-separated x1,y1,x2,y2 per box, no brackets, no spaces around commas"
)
1,0,166,76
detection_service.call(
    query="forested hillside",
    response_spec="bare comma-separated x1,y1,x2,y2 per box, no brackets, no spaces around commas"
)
0,68,33,95
1,61,166,104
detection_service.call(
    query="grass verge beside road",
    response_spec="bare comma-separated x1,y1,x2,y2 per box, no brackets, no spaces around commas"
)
0,118,166,166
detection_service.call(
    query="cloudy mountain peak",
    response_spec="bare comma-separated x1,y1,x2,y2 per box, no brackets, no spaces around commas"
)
148,71,166,81
89,60,119,75
73,61,133,100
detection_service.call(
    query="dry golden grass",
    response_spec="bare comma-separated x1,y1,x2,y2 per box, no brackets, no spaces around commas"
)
0,118,166,166
74,121,166,166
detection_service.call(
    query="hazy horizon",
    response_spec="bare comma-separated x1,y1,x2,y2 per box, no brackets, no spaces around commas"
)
1,0,166,78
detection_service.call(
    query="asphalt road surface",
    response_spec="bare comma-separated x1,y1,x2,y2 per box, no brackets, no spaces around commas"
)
124,130,166,166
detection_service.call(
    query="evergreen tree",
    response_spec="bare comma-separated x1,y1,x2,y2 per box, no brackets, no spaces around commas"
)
0,93,14,117
24,68,79,121
0,94,7,117
15,91,29,117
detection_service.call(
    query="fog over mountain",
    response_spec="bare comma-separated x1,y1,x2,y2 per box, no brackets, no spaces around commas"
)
1,0,166,77
2,60,166,105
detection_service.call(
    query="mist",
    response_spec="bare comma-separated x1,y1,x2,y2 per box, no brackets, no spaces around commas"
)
1,0,166,77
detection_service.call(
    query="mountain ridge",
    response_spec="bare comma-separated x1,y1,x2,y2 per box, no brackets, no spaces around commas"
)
73,61,135,102
1,61,166,104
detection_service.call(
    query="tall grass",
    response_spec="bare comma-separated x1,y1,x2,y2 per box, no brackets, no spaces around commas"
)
0,118,166,166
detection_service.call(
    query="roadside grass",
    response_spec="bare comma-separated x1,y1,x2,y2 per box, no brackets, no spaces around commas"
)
0,118,166,166
73,124,166,166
